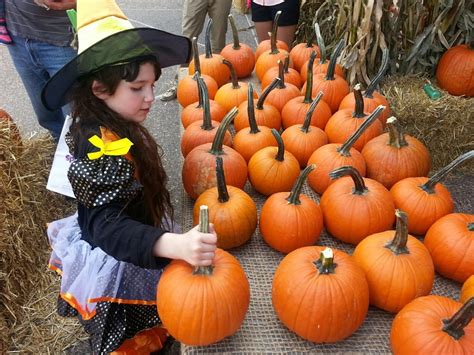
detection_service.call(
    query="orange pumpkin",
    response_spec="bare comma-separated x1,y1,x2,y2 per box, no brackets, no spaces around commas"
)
390,151,473,235
289,31,320,72
353,210,434,313
260,165,323,253
424,213,474,283
281,91,328,167
248,129,300,196
220,14,255,78
182,108,247,199
214,59,251,112
460,276,474,303
272,246,369,343
436,41,474,97
390,296,474,354
320,166,395,245
261,55,303,90
157,206,250,346
254,11,289,60
193,157,257,249
361,116,431,188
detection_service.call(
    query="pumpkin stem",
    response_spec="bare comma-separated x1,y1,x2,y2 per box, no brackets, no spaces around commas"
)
421,150,474,193
305,32,316,48
283,55,291,73
215,156,229,203
204,20,213,58
386,117,408,148
196,75,214,130
442,297,474,340
352,83,366,118
329,166,368,195
193,205,214,275
325,39,344,81
210,107,238,155
270,11,282,54
314,247,337,274
257,77,280,110
271,128,285,162
287,164,315,205
468,223,474,232
247,83,260,134
192,37,202,74
314,23,326,64
337,105,385,156
194,71,203,108
385,210,409,255
301,91,324,133
222,59,240,89
365,48,389,98
228,14,241,49
277,59,286,89
303,51,317,103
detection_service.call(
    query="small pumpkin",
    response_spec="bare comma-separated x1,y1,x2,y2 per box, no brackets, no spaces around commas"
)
260,165,323,253
460,276,474,304
390,296,474,354
320,166,395,245
262,55,303,90
289,31,320,72
157,205,250,346
272,247,369,343
248,129,300,196
424,213,474,283
214,59,252,112
390,150,473,235
220,14,255,78
254,11,289,60
361,116,431,189
352,210,435,313
193,157,257,249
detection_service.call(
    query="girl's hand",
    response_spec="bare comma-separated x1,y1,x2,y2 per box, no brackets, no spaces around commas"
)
153,225,217,266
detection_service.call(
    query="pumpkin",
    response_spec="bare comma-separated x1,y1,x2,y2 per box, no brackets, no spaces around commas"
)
214,59,252,112
177,39,218,108
305,39,350,113
299,23,344,83
361,116,431,188
193,157,257,249
248,129,300,196
182,107,247,199
390,296,474,354
307,106,383,194
320,166,395,245
281,91,328,167
180,72,226,129
254,11,289,60
157,205,250,346
189,20,230,87
220,14,255,78
353,210,435,313
262,55,303,90
338,48,392,125
260,165,323,253
390,150,473,235
234,79,281,132
289,31,320,72
460,276,474,304
233,83,277,163
281,51,332,130
324,84,384,151
436,40,474,97
272,246,369,343
424,213,474,283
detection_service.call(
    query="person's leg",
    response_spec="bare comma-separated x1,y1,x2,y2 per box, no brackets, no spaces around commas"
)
208,0,232,53
250,1,273,43
182,0,208,42
272,0,300,47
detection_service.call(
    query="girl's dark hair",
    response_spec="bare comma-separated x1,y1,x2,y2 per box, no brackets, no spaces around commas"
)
69,57,173,228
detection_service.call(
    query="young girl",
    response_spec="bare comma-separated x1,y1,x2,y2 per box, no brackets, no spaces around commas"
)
43,0,217,353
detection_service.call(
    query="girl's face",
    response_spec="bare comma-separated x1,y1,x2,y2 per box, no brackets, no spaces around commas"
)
93,62,157,123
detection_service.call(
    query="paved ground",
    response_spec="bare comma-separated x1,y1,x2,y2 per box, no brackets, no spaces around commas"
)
0,1,258,353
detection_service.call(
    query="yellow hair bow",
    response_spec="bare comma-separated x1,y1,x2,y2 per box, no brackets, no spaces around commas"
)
87,135,133,160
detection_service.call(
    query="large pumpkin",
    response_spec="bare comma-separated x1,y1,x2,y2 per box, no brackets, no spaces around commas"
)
390,296,474,354
272,246,369,343
424,213,474,283
157,206,250,346
352,210,435,313
436,41,474,97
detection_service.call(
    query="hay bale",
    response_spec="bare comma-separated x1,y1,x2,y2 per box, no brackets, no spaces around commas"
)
381,75,474,173
0,118,87,352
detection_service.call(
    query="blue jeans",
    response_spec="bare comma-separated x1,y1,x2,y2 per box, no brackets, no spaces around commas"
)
7,34,76,140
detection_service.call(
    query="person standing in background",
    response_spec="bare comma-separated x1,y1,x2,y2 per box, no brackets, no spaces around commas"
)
4,0,77,141
251,0,300,47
